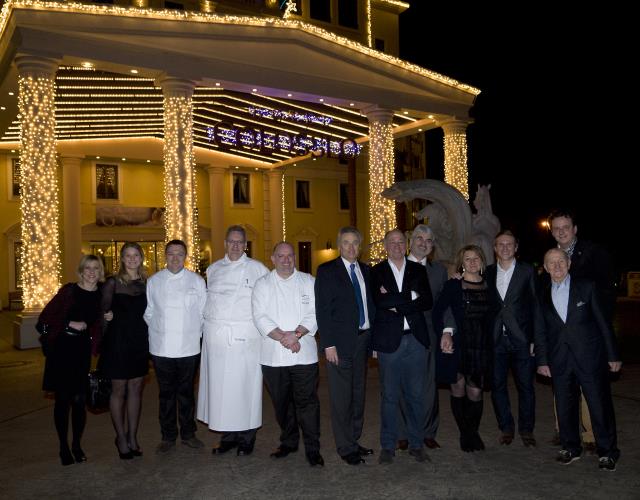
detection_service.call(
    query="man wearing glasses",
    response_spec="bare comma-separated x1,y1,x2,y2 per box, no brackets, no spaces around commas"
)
197,225,269,456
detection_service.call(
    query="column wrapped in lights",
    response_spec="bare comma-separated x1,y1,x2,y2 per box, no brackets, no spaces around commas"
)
160,77,200,271
441,119,470,200
15,55,61,309
364,107,395,262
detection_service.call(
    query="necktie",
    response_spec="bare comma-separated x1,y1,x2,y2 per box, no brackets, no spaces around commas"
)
350,263,366,328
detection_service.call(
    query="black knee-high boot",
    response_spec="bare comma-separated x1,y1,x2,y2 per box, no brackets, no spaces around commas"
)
466,398,485,451
451,396,473,452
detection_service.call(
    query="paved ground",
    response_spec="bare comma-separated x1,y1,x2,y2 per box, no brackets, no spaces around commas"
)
1,308,639,500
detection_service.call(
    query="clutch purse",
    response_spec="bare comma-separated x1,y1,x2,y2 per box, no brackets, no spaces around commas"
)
86,369,112,414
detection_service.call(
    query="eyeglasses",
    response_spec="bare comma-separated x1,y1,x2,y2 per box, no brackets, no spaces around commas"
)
226,239,245,247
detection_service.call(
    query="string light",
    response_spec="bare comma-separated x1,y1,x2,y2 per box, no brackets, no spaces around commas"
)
441,120,469,200
366,0,372,47
367,115,395,262
162,85,200,270
282,0,297,19
0,1,480,96
281,170,286,241
17,70,61,308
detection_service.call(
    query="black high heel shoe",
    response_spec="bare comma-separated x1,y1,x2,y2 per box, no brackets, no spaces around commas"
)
115,438,134,460
72,446,87,463
129,446,143,457
60,448,74,466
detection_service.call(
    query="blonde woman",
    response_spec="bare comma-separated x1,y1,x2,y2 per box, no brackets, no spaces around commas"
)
101,243,149,459
38,255,105,465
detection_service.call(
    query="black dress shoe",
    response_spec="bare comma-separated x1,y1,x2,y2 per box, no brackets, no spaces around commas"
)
237,445,254,456
341,452,365,465
71,447,87,463
212,441,238,455
270,445,298,458
306,451,325,467
357,445,374,456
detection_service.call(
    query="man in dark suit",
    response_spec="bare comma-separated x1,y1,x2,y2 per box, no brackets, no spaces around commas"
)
371,229,433,464
536,248,621,471
315,226,376,465
547,209,618,451
485,230,542,447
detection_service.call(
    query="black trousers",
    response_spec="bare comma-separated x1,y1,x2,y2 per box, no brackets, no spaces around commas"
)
152,354,199,442
262,363,320,453
326,330,370,457
553,351,619,460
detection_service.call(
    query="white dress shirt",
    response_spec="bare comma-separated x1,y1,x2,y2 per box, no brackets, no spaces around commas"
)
388,258,411,330
551,274,571,323
144,268,206,358
496,259,516,301
252,269,318,367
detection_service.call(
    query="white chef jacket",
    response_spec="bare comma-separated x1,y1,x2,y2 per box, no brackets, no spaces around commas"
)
252,269,318,367
144,267,206,358
197,253,269,431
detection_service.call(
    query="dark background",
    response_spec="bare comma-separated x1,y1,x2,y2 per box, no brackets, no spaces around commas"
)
399,2,635,281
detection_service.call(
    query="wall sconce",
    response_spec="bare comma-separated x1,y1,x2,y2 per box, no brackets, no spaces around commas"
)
325,240,332,250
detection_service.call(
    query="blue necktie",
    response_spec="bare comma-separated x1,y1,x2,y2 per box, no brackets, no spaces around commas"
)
350,263,366,328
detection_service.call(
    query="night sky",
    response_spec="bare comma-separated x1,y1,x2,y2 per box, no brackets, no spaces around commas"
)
398,2,634,277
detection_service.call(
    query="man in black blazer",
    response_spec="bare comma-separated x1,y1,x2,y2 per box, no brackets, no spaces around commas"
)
536,248,621,471
485,230,542,447
315,226,376,465
547,209,618,451
371,229,432,464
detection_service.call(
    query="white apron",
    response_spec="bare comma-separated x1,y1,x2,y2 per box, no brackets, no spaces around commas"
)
196,255,266,431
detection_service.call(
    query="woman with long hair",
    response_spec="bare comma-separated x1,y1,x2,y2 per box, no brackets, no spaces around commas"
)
38,255,105,465
101,242,149,459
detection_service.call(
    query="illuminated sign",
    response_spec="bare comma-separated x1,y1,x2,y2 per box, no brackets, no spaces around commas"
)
206,122,361,159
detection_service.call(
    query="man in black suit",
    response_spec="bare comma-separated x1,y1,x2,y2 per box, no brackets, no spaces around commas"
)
536,248,621,471
371,229,433,464
315,226,376,465
547,209,618,451
485,230,542,447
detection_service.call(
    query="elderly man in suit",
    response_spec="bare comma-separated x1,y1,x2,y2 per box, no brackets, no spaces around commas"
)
485,230,542,447
536,248,621,471
315,226,376,466
371,229,433,464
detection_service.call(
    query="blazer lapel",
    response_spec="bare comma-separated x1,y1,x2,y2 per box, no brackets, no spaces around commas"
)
384,261,400,293
503,262,523,302
565,280,579,323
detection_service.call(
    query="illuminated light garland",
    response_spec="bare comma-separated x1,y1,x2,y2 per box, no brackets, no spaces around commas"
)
366,111,396,262
441,120,469,200
161,79,200,271
366,0,372,47
375,0,410,9
248,106,332,126
281,170,286,241
0,1,480,95
16,59,61,308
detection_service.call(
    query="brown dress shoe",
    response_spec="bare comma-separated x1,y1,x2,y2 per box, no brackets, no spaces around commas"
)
424,438,441,449
499,432,514,445
396,439,409,451
520,433,537,447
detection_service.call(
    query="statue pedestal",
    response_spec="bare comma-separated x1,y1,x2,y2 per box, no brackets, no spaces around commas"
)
13,309,41,350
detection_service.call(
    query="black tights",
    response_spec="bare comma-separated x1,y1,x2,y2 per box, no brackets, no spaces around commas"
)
110,377,145,452
54,390,86,452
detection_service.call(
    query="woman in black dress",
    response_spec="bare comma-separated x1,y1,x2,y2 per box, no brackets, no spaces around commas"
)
38,255,104,465
101,242,148,459
433,244,493,452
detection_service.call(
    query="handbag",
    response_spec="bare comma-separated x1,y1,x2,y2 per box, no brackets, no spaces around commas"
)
35,321,50,357
86,369,112,414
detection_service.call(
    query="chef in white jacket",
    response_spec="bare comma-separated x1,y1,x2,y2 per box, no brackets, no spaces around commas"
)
252,241,323,467
144,239,207,454
197,225,269,456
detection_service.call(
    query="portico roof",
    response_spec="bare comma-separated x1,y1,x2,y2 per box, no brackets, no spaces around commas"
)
0,0,479,165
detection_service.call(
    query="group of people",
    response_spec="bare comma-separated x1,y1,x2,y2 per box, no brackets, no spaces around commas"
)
37,211,622,472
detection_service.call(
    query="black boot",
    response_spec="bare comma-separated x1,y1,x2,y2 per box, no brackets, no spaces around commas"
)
466,398,485,451
450,396,473,452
